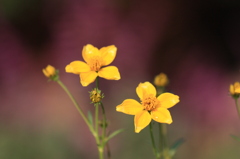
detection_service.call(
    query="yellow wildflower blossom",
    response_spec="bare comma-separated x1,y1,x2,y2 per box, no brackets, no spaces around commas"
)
229,82,240,96
43,65,56,78
116,82,179,133
154,73,169,87
65,44,121,86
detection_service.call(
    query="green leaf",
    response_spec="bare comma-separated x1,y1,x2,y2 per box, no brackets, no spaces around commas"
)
169,138,185,157
87,111,93,126
104,129,124,144
230,135,240,142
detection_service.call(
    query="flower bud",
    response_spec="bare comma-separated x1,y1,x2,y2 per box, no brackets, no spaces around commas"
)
229,82,240,97
90,88,104,103
43,65,59,81
154,73,169,87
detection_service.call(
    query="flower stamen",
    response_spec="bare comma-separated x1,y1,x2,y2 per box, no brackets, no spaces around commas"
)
89,57,102,71
141,94,159,111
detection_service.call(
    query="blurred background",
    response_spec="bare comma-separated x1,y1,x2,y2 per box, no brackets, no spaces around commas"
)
0,0,240,158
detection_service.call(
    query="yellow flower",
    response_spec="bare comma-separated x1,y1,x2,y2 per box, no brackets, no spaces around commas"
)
154,73,169,87
43,65,56,78
65,44,121,86
116,82,179,133
229,82,240,96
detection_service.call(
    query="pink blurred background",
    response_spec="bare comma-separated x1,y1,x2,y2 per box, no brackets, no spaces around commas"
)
0,0,240,158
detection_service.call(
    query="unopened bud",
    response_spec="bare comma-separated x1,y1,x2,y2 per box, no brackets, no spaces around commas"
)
42,65,59,81
90,88,104,103
229,82,240,98
154,73,169,87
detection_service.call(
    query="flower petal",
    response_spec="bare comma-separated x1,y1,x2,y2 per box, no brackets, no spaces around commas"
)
136,82,156,100
229,84,234,95
79,71,98,86
43,65,56,77
82,44,100,64
65,61,91,74
134,110,152,133
151,107,172,124
157,93,179,108
235,87,240,93
99,45,117,66
98,66,120,80
116,99,143,115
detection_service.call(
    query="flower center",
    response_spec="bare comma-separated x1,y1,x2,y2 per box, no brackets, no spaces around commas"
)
89,57,102,71
141,94,159,111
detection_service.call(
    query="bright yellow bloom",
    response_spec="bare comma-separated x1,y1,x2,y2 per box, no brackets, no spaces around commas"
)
229,82,240,96
65,44,121,86
154,73,169,87
42,65,56,77
116,82,179,133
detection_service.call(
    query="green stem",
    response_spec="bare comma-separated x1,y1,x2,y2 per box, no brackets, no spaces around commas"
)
57,80,102,158
149,122,159,159
56,80,93,133
159,123,171,159
94,77,100,142
106,142,111,159
95,101,103,159
98,147,104,159
100,102,107,141
234,98,240,119
95,103,99,138
159,123,163,159
157,87,164,95
100,102,111,159
95,77,106,159
96,76,99,88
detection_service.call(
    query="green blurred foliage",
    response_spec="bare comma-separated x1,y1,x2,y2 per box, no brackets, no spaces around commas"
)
0,127,81,159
